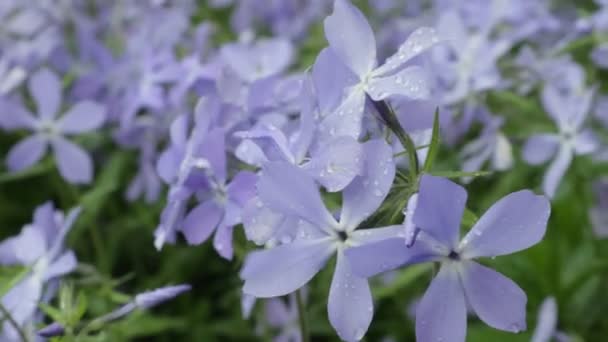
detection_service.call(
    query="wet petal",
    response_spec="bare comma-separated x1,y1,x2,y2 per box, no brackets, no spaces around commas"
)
318,88,366,143
324,0,376,78
346,237,438,278
460,261,527,333
257,162,337,231
328,251,373,341
305,136,363,192
414,175,466,249
416,264,467,342
373,27,440,77
460,190,550,259
367,66,430,101
241,239,334,297
213,224,234,260
340,139,395,230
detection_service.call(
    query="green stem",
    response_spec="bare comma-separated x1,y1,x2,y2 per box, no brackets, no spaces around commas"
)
371,100,420,182
0,303,30,342
296,290,310,342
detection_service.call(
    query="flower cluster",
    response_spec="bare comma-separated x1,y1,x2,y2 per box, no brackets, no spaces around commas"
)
1,0,607,341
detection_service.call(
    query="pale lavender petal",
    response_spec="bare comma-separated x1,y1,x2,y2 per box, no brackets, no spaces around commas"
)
265,298,291,326
156,148,181,184
373,27,440,76
242,198,285,245
460,261,527,333
134,284,191,309
51,137,93,184
6,135,47,172
318,88,366,142
198,128,227,183
350,225,403,244
531,297,558,342
305,136,363,192
0,100,37,130
257,162,338,231
213,224,234,260
460,190,550,259
227,171,258,206
346,238,438,278
241,240,334,297
328,251,373,341
543,147,573,198
522,134,560,165
340,139,395,230
29,68,61,120
44,250,77,281
181,200,222,245
312,48,358,115
414,175,466,249
2,276,43,324
367,66,430,101
57,101,106,134
403,193,419,247
415,264,467,342
6,226,47,265
573,129,599,155
324,0,376,78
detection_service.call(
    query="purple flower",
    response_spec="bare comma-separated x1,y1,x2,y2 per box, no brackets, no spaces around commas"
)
318,0,438,142
3,68,106,184
241,139,400,341
155,101,257,260
523,86,599,198
264,294,302,342
460,114,513,176
346,175,551,342
0,203,80,340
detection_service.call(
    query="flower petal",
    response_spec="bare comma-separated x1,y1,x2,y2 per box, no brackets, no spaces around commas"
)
227,171,258,207
305,136,363,192
414,175,467,249
416,264,467,342
44,251,77,281
460,190,550,259
340,139,395,230
241,239,334,297
257,162,338,231
213,224,234,260
367,66,430,101
345,237,438,278
29,68,61,120
57,101,106,134
51,137,93,184
522,134,559,165
573,129,599,155
531,297,558,342
328,251,373,341
373,27,440,77
460,261,527,333
312,48,358,115
543,146,573,198
197,128,227,184
182,200,223,245
324,0,376,78
6,135,47,172
318,88,366,143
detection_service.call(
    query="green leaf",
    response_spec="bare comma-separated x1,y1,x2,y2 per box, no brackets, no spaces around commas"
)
461,208,479,229
39,303,65,324
0,266,29,298
422,108,441,173
429,170,492,179
373,264,431,300
0,159,53,184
